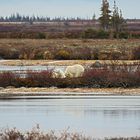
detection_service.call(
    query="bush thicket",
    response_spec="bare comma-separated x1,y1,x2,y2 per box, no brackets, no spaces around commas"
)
0,63,139,88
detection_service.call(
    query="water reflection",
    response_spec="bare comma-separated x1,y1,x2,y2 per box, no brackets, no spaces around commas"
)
0,98,140,138
84,109,140,117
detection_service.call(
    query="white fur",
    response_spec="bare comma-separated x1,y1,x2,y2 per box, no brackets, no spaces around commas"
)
65,64,85,78
52,69,66,78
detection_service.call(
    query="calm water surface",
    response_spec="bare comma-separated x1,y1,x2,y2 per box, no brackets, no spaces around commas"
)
0,97,140,138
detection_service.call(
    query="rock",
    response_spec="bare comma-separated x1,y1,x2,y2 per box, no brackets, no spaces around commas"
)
92,84,101,88
90,61,102,68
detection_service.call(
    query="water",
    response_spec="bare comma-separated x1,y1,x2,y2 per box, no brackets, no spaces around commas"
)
0,65,66,77
0,65,66,71
0,65,138,72
0,96,140,138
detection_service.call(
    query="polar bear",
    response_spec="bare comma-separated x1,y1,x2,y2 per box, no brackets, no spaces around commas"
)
65,64,85,78
52,69,66,78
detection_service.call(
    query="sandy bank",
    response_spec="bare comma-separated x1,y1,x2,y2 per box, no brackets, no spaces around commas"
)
0,87,140,96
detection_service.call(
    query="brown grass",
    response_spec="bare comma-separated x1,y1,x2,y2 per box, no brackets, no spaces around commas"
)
0,60,140,66
1,87,140,95
0,39,140,60
0,126,140,140
0,38,139,49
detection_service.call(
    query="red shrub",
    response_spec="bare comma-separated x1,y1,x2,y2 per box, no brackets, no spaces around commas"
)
26,70,54,87
83,63,140,88
132,46,140,60
83,68,109,87
0,72,17,87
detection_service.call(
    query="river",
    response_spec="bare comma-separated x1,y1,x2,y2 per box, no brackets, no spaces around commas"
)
0,96,140,138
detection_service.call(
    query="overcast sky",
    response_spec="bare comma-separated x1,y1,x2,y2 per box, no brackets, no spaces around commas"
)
0,0,139,19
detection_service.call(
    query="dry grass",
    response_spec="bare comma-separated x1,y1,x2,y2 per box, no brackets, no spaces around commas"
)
0,39,139,54
0,60,140,66
0,87,140,95
0,39,140,60
0,126,140,140
0,38,139,47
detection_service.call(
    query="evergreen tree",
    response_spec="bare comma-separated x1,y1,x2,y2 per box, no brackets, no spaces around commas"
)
92,13,96,20
99,0,111,31
111,0,124,32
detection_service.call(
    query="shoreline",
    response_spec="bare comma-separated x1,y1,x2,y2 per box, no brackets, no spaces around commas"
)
0,87,140,97
0,60,140,66
0,60,139,97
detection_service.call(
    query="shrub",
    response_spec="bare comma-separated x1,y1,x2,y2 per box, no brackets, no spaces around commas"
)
131,32,140,39
132,46,140,60
25,70,54,87
19,47,34,59
32,49,45,59
64,30,82,38
0,63,139,88
0,48,19,59
0,127,91,140
82,29,97,39
118,31,130,39
69,47,92,60
82,29,110,39
47,32,65,39
83,63,140,88
54,77,84,88
97,30,109,39
35,32,46,39
91,48,100,60
110,51,122,60
0,72,18,87
43,50,54,59
98,51,110,60
83,68,109,87
55,50,71,60
0,127,140,140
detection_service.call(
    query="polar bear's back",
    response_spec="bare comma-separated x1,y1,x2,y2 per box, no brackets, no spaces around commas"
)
65,64,84,78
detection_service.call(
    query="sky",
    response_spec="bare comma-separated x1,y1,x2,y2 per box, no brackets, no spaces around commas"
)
0,0,139,19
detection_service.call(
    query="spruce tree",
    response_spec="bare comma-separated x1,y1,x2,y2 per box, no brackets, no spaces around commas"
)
99,0,111,31
111,0,124,32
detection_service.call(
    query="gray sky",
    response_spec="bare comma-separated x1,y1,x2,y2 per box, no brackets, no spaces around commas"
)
0,0,139,19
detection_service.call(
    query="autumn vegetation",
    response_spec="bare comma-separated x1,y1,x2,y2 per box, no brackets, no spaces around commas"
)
0,127,140,140
0,62,139,88
0,0,139,89
0,1,140,40
0,39,140,60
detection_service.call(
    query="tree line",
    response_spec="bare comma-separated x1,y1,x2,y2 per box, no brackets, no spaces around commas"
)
0,0,123,26
99,0,125,34
0,0,137,39
0,13,93,22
